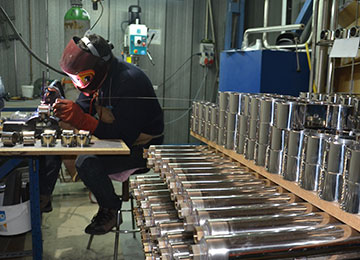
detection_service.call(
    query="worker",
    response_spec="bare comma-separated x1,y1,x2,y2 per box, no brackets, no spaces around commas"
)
43,33,164,235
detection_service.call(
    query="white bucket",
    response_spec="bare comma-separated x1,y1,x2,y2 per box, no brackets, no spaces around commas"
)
21,85,34,98
0,201,31,236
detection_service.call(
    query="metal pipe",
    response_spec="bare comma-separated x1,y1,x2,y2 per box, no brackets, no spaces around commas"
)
309,0,320,92
261,0,311,50
315,0,331,93
242,24,305,49
326,0,339,93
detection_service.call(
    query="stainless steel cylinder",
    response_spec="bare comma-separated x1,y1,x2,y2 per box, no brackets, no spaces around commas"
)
238,114,248,136
344,144,360,183
285,129,305,157
77,130,91,147
318,169,343,202
22,131,36,146
248,119,258,139
254,142,267,166
258,122,270,145
323,137,354,174
209,124,217,142
274,101,306,130
340,179,360,213
210,104,217,125
228,92,240,113
326,104,354,130
41,131,56,147
244,138,256,160
259,98,276,123
226,112,237,132
225,130,236,150
299,162,321,191
302,132,330,165
299,92,311,99
237,134,246,154
249,96,260,120
217,127,225,146
269,126,286,150
218,110,226,128
218,91,228,111
282,154,301,182
61,130,77,147
305,101,328,128
1,132,19,147
265,148,283,174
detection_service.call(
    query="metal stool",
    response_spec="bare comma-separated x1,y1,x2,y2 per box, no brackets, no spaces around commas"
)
86,169,148,260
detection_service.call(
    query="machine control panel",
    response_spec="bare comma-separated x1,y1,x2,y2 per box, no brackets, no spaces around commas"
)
125,24,148,56
200,42,215,67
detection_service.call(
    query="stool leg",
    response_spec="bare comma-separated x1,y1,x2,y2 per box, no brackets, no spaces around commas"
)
130,195,136,239
114,209,121,260
87,234,94,250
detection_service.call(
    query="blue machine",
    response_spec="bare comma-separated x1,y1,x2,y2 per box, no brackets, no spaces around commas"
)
219,49,310,96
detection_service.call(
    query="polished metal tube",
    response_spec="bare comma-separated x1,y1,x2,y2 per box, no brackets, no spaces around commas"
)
265,148,283,174
299,162,321,191
318,169,343,202
341,179,360,213
185,203,313,227
192,225,353,260
195,212,331,243
254,142,267,166
282,154,302,182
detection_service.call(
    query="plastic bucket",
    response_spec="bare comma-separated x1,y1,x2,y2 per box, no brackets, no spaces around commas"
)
21,85,34,98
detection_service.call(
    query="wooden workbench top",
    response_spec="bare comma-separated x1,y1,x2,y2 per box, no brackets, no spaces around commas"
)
0,139,130,156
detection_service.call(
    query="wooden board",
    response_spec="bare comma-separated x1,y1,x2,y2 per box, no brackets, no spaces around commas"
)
191,131,360,233
0,139,130,156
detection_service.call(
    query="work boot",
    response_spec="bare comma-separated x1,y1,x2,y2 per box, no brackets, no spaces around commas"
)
85,207,121,235
40,195,52,213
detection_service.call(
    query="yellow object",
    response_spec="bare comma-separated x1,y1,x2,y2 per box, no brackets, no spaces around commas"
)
126,56,132,64
305,43,317,93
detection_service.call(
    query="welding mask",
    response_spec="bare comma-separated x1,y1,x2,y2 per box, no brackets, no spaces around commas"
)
60,36,112,94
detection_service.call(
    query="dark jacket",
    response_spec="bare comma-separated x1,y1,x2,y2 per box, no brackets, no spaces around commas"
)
76,57,164,147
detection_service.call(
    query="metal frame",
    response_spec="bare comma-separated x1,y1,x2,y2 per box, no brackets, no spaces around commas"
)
0,157,42,260
225,0,245,50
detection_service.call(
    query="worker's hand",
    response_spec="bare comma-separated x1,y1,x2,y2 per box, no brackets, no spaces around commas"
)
53,99,98,133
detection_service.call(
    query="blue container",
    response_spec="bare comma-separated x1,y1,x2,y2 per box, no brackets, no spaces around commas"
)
219,49,310,97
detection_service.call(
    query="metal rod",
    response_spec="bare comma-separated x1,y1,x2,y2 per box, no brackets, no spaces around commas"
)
309,0,320,92
350,0,359,94
242,24,305,49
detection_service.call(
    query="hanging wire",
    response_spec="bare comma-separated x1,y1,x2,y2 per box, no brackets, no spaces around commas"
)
161,53,201,89
90,1,104,30
0,6,66,76
165,67,209,125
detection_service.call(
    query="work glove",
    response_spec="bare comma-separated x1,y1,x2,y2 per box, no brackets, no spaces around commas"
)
53,99,98,133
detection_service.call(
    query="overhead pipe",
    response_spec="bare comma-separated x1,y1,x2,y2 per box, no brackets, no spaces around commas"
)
242,24,305,50
326,0,339,93
262,0,312,50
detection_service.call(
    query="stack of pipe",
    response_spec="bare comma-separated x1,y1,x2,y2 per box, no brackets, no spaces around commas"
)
131,145,360,259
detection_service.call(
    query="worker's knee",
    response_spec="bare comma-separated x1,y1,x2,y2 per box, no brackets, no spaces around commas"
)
75,155,101,179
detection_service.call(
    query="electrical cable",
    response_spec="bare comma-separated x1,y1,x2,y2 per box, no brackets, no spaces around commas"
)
90,1,104,30
165,67,208,125
0,6,66,76
160,52,201,89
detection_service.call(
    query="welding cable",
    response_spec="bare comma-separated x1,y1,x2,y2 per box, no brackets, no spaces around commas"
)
165,67,208,125
0,6,66,76
160,52,201,89
90,1,104,31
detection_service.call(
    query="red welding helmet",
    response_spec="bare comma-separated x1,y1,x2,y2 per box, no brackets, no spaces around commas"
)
60,36,112,94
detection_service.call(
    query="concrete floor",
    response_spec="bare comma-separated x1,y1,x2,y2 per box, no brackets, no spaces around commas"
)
40,180,144,260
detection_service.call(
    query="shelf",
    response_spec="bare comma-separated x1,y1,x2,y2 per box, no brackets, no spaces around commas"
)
191,131,360,233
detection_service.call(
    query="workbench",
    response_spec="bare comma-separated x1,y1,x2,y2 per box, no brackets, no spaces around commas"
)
0,139,130,260
191,131,360,233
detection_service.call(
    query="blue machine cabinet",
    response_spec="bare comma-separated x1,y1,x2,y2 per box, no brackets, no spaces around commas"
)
219,49,310,96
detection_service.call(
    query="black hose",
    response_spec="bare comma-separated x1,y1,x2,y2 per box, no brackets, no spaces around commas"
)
0,5,66,76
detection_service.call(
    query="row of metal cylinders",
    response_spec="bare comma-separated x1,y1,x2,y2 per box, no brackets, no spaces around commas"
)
130,145,360,260
192,92,360,214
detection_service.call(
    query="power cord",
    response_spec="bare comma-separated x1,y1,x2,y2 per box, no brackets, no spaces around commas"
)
90,1,104,31
160,52,201,89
